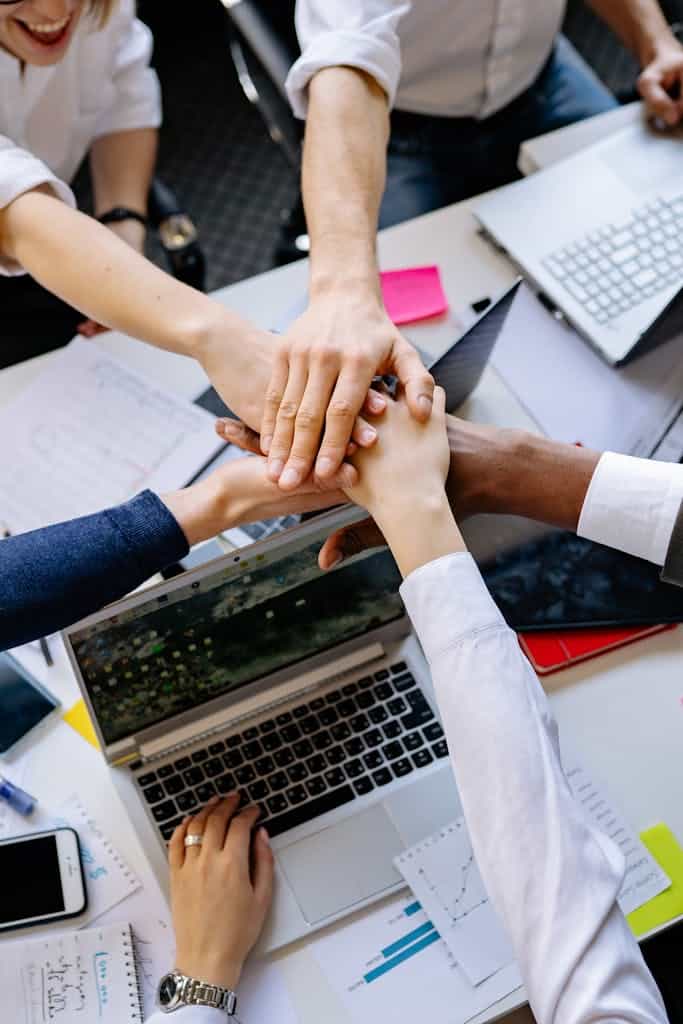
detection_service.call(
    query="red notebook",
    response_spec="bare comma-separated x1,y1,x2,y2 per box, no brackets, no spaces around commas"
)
519,624,676,676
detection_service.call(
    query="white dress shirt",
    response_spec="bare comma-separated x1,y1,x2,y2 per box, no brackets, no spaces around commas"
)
579,451,683,566
0,0,160,276
287,0,566,120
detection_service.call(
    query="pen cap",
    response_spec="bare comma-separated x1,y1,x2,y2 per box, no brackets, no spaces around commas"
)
0,776,36,815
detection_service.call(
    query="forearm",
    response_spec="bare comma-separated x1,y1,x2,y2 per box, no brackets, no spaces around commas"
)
304,67,389,301
91,127,157,216
585,0,674,63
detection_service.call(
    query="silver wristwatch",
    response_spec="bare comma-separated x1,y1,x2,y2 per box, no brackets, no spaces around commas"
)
157,971,238,1017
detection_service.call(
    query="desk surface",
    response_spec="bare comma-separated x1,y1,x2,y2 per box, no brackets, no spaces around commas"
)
2,105,681,1024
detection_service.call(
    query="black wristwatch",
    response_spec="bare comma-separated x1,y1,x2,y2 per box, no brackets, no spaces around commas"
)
97,206,148,228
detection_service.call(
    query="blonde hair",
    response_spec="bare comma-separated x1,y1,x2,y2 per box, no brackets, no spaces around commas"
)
89,0,119,27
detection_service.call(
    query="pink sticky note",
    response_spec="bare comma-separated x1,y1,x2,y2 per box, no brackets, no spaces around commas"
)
380,265,449,325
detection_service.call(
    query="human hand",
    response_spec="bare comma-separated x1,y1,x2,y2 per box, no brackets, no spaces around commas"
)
196,323,277,435
638,37,683,126
260,292,434,491
169,796,274,990
78,220,147,337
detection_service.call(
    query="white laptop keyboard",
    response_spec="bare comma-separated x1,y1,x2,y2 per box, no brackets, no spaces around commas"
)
542,195,683,325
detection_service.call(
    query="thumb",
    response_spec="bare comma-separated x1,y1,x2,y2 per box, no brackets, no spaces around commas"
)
318,518,386,569
251,828,275,909
391,341,434,422
215,418,262,455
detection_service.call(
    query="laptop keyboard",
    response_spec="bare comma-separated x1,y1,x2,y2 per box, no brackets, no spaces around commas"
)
542,195,683,325
133,662,449,844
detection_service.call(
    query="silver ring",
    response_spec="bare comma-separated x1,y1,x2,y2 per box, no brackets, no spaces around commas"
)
184,833,204,848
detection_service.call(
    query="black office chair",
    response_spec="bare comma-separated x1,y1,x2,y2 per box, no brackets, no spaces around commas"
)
221,0,308,264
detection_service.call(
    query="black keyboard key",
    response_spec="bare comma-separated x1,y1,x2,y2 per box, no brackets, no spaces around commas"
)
164,775,184,796
242,740,263,761
393,672,416,692
390,660,407,674
176,792,198,813
326,745,346,766
255,756,275,776
325,689,342,704
363,751,383,770
237,789,249,808
197,782,217,802
372,767,392,787
208,740,226,756
274,748,294,768
216,773,236,794
225,734,241,748
267,794,288,815
262,732,283,752
300,715,319,735
350,713,369,732
161,817,184,841
400,691,435,730
204,757,224,778
139,771,157,787
265,785,355,838
404,732,424,752
294,739,314,759
382,721,401,739
281,723,301,743
374,669,390,681
174,756,191,771
363,728,383,747
432,740,449,759
318,707,338,726
383,741,404,761
306,776,327,797
157,764,175,779
243,727,258,741
345,737,364,757
342,682,358,696
325,767,346,788
356,691,376,709
310,698,325,711
191,749,209,764
393,758,414,778
223,750,243,769
143,784,165,804
236,765,255,785
424,722,444,741
276,711,292,726
249,780,269,801
288,763,308,782
374,682,393,701
312,730,332,751
369,706,388,725
388,697,406,715
259,719,276,733
353,777,374,796
269,771,289,792
357,675,374,689
129,760,143,773
345,759,364,779
306,754,327,774
331,722,351,742
183,766,204,787
292,704,309,719
337,698,357,718
286,785,307,805
412,749,434,769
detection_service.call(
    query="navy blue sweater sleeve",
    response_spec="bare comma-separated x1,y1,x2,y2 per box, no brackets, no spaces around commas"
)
0,491,189,650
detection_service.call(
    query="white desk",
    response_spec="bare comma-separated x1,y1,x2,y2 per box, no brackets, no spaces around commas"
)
2,111,682,1024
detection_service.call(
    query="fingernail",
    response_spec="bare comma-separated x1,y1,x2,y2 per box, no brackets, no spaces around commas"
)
280,467,300,488
418,395,433,416
209,794,221,804
316,456,334,476
327,553,343,570
268,458,284,480
368,391,386,412
261,435,272,454
359,426,376,445
259,827,270,845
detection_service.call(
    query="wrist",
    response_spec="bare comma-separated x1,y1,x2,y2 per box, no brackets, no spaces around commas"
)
637,24,679,66
174,956,243,992
309,237,380,304
162,477,230,548
374,492,465,578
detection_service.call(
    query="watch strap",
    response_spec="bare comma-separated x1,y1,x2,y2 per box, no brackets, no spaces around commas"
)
97,206,148,228
183,976,238,1015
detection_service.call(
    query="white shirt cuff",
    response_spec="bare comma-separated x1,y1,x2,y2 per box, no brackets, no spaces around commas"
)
0,158,75,276
577,452,683,566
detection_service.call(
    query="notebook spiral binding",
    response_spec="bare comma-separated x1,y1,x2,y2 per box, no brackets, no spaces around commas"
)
122,925,145,1022
76,800,138,887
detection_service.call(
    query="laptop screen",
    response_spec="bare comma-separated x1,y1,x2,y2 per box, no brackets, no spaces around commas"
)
69,528,404,746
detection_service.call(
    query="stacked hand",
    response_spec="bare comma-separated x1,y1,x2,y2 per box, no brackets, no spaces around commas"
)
638,35,683,127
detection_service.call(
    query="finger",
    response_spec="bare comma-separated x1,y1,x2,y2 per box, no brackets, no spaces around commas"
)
215,418,262,455
168,816,192,871
350,414,379,448
639,72,679,125
392,343,434,421
185,795,221,853
260,346,290,455
202,792,240,851
362,389,387,417
318,518,386,570
315,360,376,479
432,384,447,424
278,359,338,490
224,805,263,876
267,356,309,483
251,828,275,909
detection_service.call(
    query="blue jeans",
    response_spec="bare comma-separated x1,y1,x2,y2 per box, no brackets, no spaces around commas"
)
379,36,618,228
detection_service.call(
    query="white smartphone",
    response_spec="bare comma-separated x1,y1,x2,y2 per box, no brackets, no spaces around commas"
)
0,653,60,756
0,828,87,932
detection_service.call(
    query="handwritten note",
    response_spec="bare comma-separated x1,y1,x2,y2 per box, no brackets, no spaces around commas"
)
628,823,683,936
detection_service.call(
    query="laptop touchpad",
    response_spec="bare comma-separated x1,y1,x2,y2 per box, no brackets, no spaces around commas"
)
278,807,404,924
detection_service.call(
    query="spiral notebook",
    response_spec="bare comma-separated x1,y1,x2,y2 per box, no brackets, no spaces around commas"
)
2,922,143,1023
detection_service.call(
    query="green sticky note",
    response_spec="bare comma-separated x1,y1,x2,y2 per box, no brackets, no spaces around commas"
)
627,823,683,937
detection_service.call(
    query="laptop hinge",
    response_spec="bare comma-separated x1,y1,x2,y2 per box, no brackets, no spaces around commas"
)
137,641,386,765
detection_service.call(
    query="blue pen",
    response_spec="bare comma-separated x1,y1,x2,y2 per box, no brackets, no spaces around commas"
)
0,775,36,816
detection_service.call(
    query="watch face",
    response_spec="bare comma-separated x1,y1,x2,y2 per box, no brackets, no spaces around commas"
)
158,975,178,1007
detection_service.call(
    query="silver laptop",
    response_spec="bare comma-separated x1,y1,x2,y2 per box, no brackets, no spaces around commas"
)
474,117,683,366
62,506,463,951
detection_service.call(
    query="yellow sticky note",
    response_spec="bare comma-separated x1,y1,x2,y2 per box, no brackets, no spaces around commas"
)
627,823,683,937
63,698,100,751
